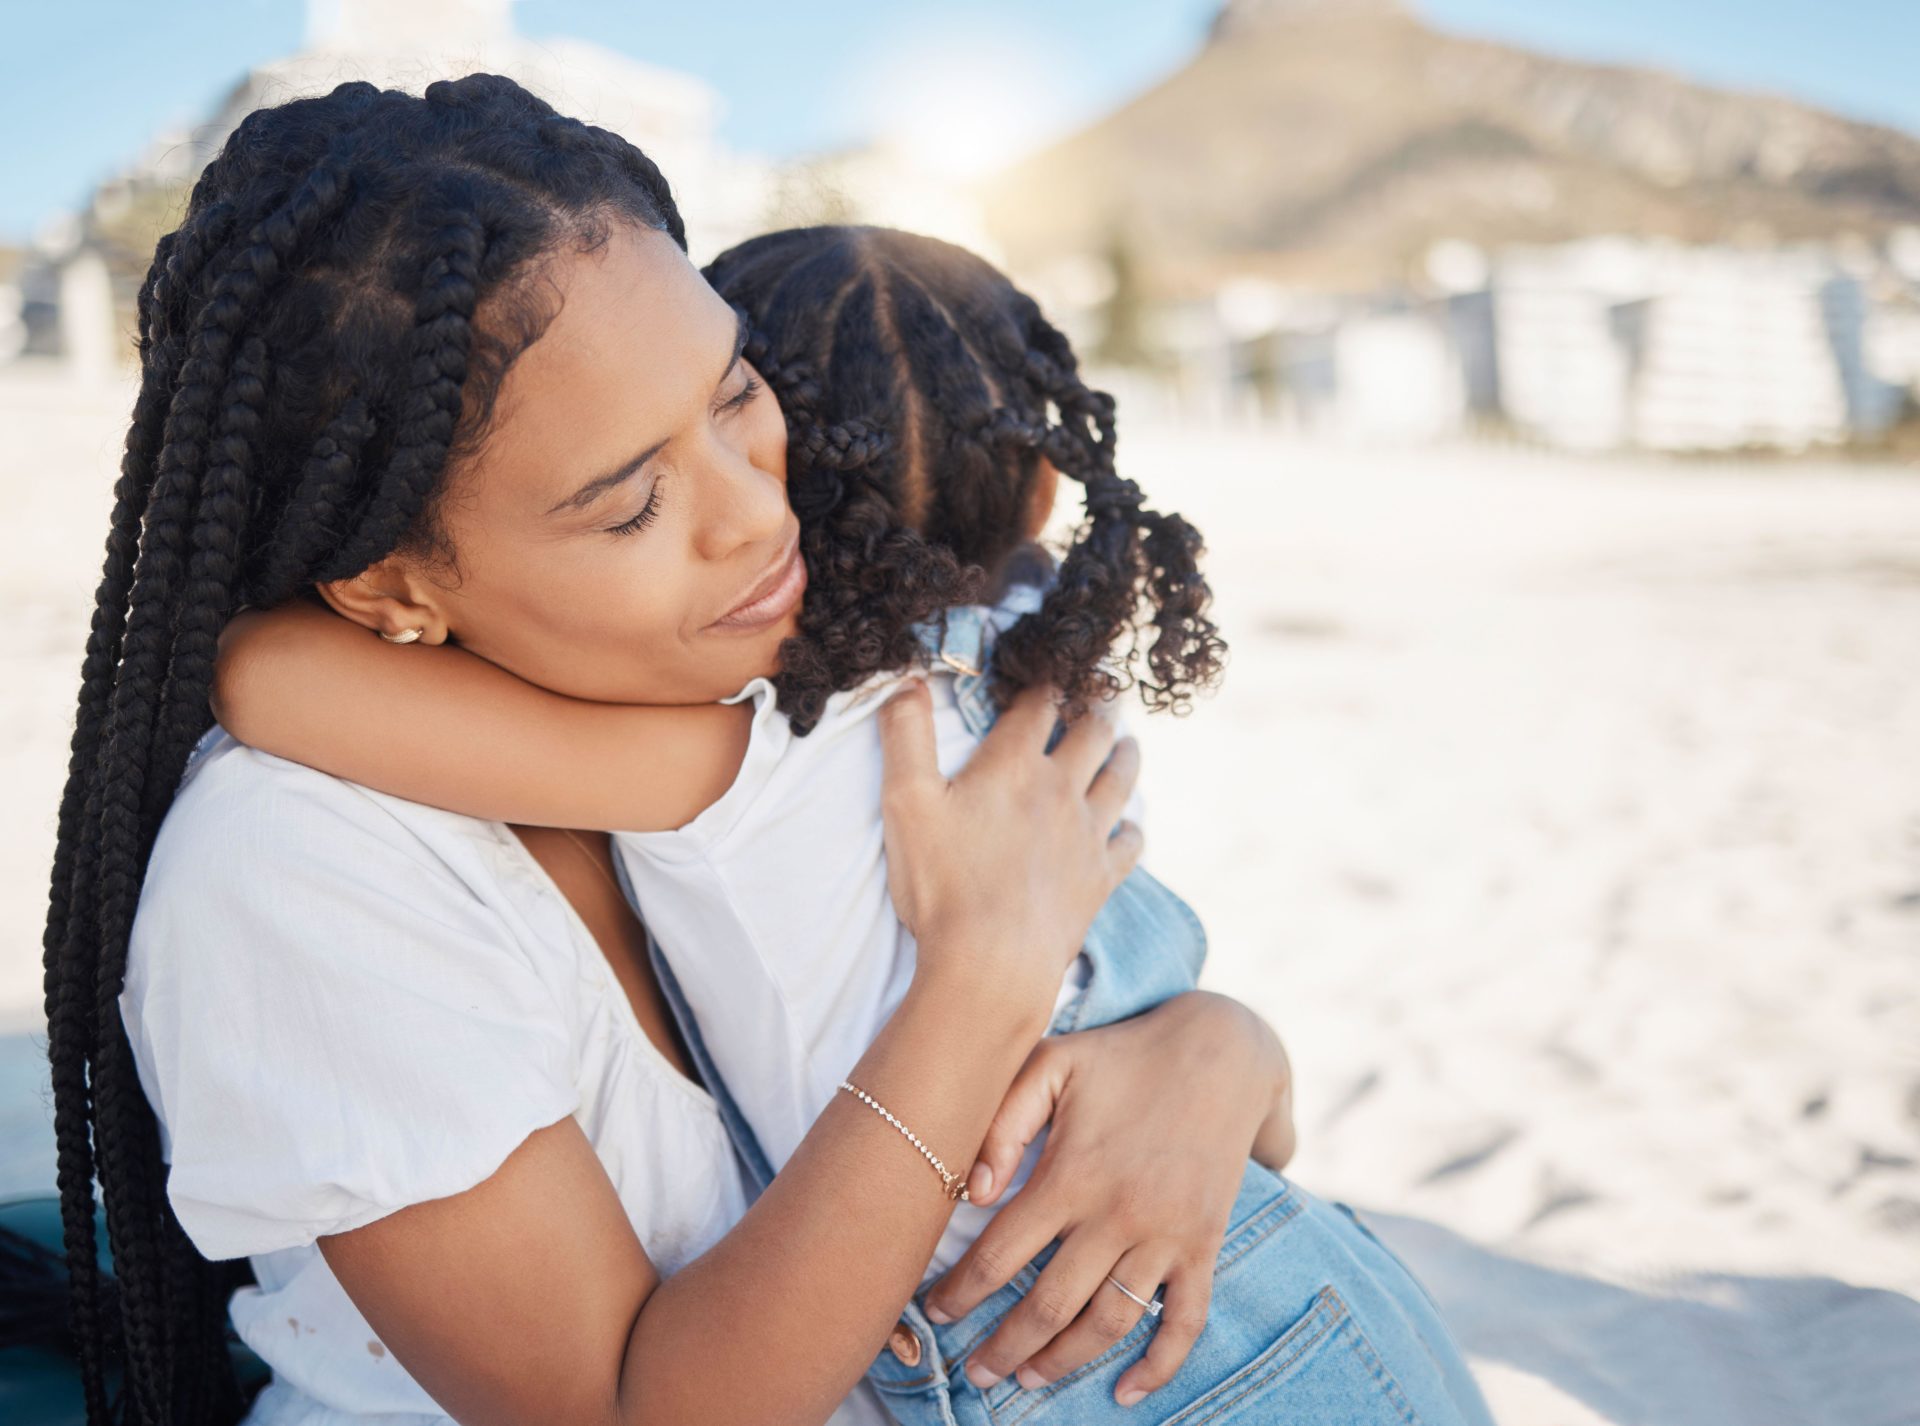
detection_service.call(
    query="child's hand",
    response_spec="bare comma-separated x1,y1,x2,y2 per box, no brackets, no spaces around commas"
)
922,992,1288,1406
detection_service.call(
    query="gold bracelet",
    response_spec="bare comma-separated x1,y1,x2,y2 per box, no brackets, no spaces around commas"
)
837,1080,971,1201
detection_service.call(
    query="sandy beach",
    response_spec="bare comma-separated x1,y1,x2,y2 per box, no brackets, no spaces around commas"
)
3,366,1916,1423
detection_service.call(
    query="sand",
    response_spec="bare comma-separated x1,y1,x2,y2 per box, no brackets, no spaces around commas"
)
3,364,1917,1424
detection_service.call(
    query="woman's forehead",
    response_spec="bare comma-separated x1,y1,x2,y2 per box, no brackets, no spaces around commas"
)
480,226,734,515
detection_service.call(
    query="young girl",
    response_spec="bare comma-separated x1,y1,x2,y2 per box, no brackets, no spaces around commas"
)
213,225,1489,1426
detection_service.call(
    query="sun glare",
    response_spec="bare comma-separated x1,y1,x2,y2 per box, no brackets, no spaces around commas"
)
861,25,1072,181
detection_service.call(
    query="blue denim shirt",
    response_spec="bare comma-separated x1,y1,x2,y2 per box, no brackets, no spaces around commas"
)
916,584,1209,1038
627,572,1210,1200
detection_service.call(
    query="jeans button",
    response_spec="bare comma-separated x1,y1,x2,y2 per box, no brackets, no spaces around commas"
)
887,1321,923,1368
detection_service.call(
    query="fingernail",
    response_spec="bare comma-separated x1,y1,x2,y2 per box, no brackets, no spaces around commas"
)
925,1302,953,1325
1117,1386,1147,1407
1016,1366,1048,1390
969,1162,994,1200
965,1362,1002,1390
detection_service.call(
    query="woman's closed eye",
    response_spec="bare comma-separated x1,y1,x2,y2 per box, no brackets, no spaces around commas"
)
719,372,762,414
603,375,761,538
606,480,665,537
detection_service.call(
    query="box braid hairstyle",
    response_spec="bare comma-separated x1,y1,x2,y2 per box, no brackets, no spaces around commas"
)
37,73,690,1425
703,226,1226,737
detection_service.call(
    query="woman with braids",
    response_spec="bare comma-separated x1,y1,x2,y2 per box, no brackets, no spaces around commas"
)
206,211,1492,1426
43,72,1274,1426
38,72,1216,1426
34,70,1479,1426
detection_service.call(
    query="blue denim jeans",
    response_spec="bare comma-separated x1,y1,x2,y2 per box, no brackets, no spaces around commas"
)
864,1163,1494,1426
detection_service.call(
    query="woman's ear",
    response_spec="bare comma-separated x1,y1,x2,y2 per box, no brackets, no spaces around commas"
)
1022,455,1062,540
316,556,451,645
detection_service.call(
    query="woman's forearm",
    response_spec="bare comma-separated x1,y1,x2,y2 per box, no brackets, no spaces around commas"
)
617,965,1050,1426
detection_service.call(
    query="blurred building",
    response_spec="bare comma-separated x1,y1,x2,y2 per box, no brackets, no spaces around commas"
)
1495,241,1902,452
1120,236,1920,453
6,0,776,380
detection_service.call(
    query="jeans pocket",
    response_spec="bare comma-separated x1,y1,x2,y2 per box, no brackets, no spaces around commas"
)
982,1310,1161,1426
1330,1203,1447,1320
1157,1285,1424,1426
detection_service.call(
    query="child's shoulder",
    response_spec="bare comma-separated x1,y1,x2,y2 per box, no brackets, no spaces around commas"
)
914,544,1056,676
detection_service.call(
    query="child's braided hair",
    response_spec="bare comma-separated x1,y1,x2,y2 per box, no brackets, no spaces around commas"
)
702,225,1226,736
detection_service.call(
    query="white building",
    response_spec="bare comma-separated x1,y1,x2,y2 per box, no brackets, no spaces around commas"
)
1489,242,1643,450
9,0,779,380
1490,240,1900,453
1054,231,1920,453
1153,281,1477,441
1863,290,1920,407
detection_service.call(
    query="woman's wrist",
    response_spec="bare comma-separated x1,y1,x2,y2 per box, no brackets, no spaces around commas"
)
904,940,1059,1045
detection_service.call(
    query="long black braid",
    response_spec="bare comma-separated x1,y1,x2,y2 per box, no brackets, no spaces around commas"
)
702,225,1227,735
39,72,688,1424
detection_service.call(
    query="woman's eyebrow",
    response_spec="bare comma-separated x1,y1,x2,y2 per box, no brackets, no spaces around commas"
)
544,310,752,519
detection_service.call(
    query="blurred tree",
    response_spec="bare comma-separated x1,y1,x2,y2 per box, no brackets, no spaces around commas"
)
1095,221,1150,368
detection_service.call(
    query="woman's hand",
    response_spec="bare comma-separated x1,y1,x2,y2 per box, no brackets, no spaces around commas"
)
924,991,1295,1406
877,679,1143,1021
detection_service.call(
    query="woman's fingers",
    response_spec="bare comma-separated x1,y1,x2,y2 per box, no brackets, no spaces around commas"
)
1049,702,1119,789
876,678,937,791
1105,819,1145,887
1086,735,1141,833
1013,1244,1172,1391
960,1233,1118,1390
973,681,1065,767
967,1042,1069,1209
1112,1259,1214,1406
924,1190,1059,1326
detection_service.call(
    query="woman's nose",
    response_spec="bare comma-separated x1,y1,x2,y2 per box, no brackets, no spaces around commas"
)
690,434,789,562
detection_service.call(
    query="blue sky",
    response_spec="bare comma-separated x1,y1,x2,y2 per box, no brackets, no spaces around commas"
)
2,0,1915,244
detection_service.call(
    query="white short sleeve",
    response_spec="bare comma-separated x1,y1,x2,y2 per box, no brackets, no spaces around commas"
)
121,741,581,1262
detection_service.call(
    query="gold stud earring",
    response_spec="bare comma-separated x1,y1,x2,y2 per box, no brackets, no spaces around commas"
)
380,627,423,644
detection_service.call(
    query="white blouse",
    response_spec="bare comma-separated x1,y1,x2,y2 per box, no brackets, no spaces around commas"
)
120,723,886,1426
611,619,1104,1279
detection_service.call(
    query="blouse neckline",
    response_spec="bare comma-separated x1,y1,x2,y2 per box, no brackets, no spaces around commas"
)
474,819,722,1115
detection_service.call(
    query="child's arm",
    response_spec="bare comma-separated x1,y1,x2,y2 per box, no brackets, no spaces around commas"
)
210,600,750,832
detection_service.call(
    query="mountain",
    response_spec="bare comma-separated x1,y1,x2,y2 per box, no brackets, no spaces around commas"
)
980,0,1920,292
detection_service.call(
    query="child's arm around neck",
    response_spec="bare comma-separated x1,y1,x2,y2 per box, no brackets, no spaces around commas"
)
210,599,750,832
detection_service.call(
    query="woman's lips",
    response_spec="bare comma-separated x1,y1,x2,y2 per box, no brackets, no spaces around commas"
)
711,534,807,631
